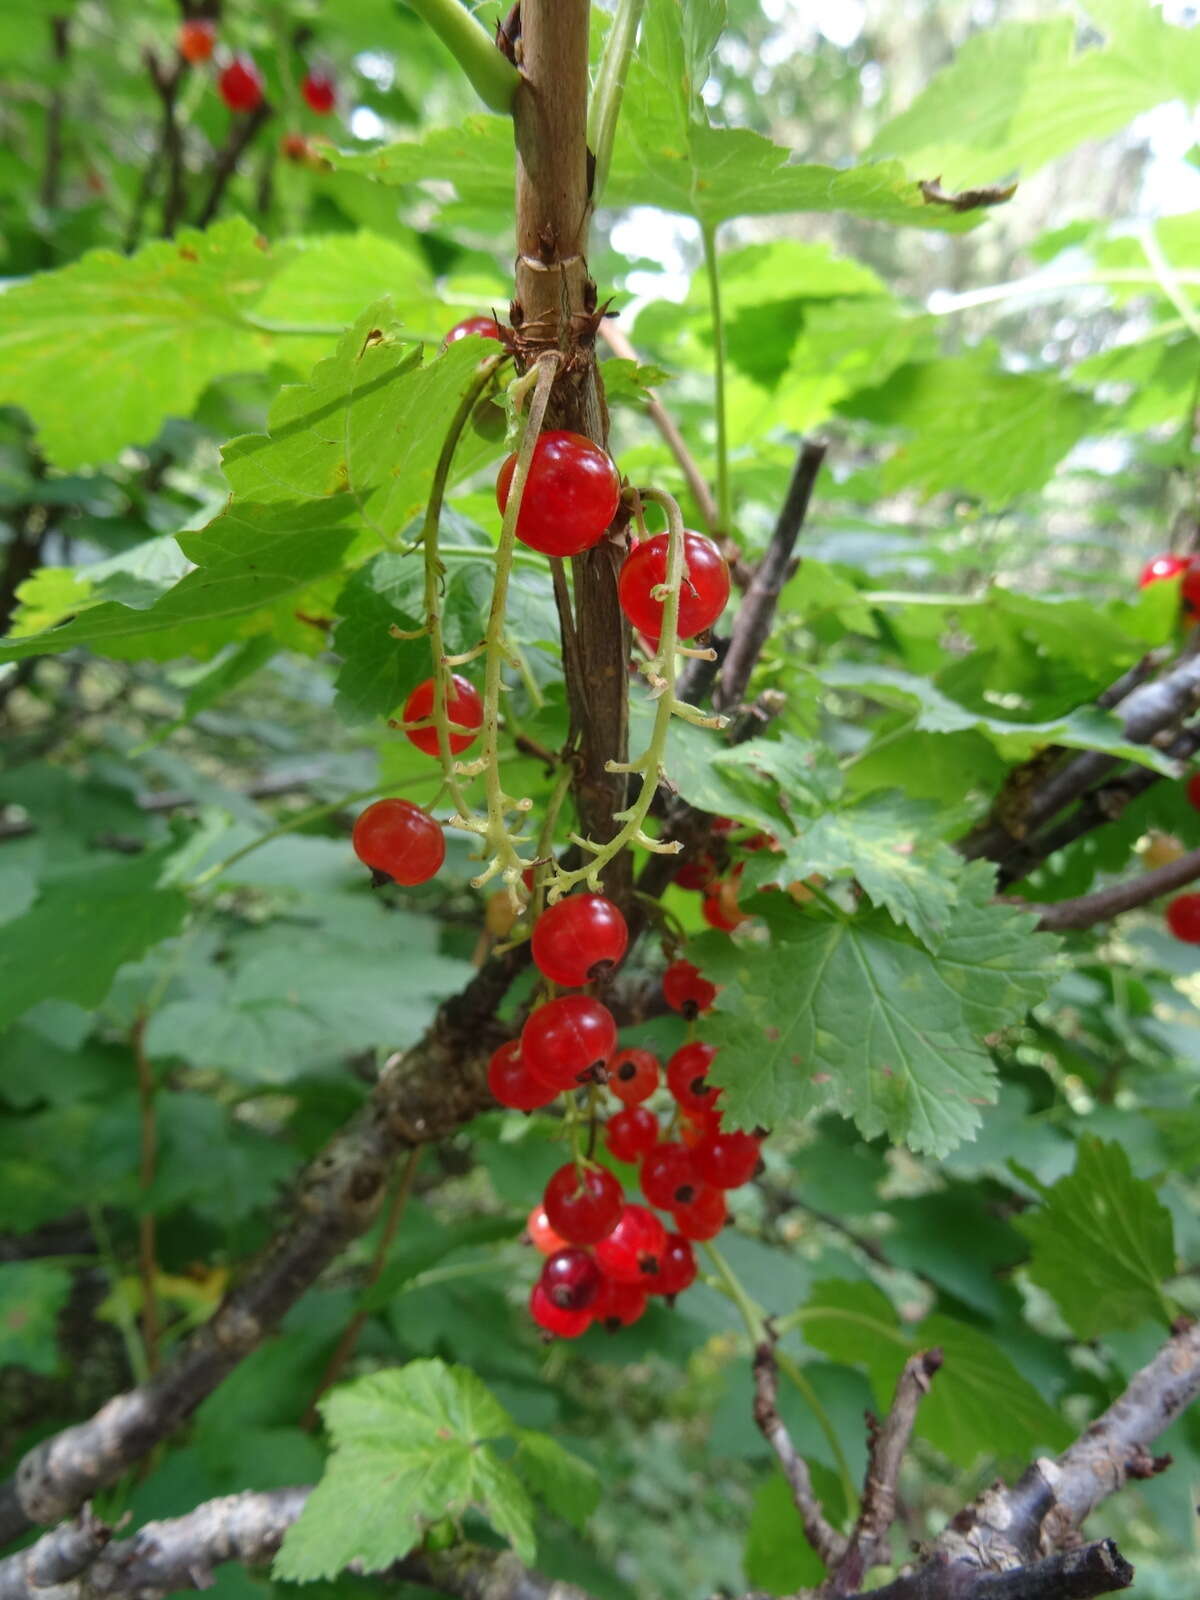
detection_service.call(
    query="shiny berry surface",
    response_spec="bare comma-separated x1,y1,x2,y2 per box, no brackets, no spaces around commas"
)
654,1233,698,1296
1167,893,1200,943
218,54,264,112
526,1205,567,1256
666,1041,720,1117
1139,553,1188,588
595,1204,667,1285
539,1247,601,1311
496,430,620,558
529,1281,591,1338
301,69,336,114
672,1184,727,1240
401,673,483,757
543,1162,623,1245
662,959,717,1018
640,1142,699,1209
618,531,730,640
178,18,216,63
487,1040,555,1112
595,1275,648,1328
445,315,502,345
531,893,628,987
605,1106,659,1164
521,996,617,1090
351,798,444,885
609,1048,660,1105
693,1129,761,1189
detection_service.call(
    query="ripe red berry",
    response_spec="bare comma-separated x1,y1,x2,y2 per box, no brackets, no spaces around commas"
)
666,1041,721,1117
702,880,747,932
1183,562,1200,617
662,959,717,1019
618,531,730,640
595,1204,667,1285
672,1184,727,1240
641,1142,699,1209
526,1205,567,1256
679,1110,721,1149
653,1233,697,1297
674,853,718,891
178,18,216,63
401,674,483,757
1188,773,1200,812
280,131,310,162
605,1106,659,1163
301,69,336,114
487,1040,556,1112
539,1247,602,1311
444,315,502,345
608,1048,660,1106
1166,893,1200,943
594,1275,648,1329
1139,553,1188,588
693,1129,761,1189
529,1281,591,1338
351,798,444,885
543,1163,623,1245
218,54,264,113
531,893,628,987
496,430,620,558
521,996,617,1091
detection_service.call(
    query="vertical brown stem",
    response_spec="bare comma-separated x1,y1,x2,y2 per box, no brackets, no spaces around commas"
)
131,1012,160,1372
39,16,70,213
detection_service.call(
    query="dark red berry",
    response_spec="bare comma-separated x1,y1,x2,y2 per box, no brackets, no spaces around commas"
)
618,531,730,640
710,817,737,836
674,853,718,891
539,1247,601,1311
543,1163,623,1245
662,959,717,1019
530,1281,591,1338
487,1039,556,1112
1140,553,1188,589
531,893,628,987
693,1129,761,1189
672,1184,727,1240
280,131,310,162
679,1109,722,1149
301,69,336,114
1183,561,1200,617
444,315,502,345
1167,893,1200,943
521,996,617,1091
496,430,620,558
594,1275,648,1329
178,18,216,63
666,1041,720,1117
218,54,264,112
1188,773,1200,812
526,1204,566,1256
402,674,483,757
605,1106,659,1163
653,1233,697,1297
701,880,747,932
351,798,444,885
641,1142,699,1209
595,1204,667,1285
608,1048,659,1105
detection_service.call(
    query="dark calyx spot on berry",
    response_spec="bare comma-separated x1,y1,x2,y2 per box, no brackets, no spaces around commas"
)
640,1255,660,1276
370,867,392,888
674,1182,696,1205
576,1060,609,1085
548,1285,574,1309
617,1060,636,1081
689,1077,710,1098
681,1000,699,1021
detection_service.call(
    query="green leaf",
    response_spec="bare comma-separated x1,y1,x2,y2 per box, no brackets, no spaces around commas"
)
744,1473,826,1594
917,1315,1072,1464
797,1279,907,1401
329,114,515,212
696,863,1058,1154
0,219,281,469
513,1430,601,1531
0,850,188,1030
0,1262,72,1373
1016,1137,1177,1337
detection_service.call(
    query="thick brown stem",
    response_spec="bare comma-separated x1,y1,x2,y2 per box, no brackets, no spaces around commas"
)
1013,844,1200,931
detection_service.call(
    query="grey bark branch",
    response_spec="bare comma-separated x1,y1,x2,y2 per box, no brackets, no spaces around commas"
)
841,1541,1133,1600
1012,844,1200,931
752,1340,847,1570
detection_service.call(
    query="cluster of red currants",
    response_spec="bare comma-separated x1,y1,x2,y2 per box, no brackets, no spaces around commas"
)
1138,552,1200,616
672,816,780,932
176,18,335,122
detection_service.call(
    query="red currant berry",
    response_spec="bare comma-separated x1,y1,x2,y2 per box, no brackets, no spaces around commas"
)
539,1247,601,1312
543,1162,623,1245
595,1204,667,1285
641,1142,699,1209
605,1106,659,1164
679,1110,721,1149
618,531,730,640
496,430,620,558
1183,561,1200,618
594,1275,648,1329
1139,553,1188,588
531,893,628,987
401,674,483,757
672,1184,727,1240
702,880,747,932
710,817,737,835
444,315,502,345
1188,773,1200,812
608,1048,659,1105
218,54,264,112
662,959,717,1019
301,69,336,114
351,798,444,885
521,996,617,1091
653,1233,697,1297
692,1129,761,1189
280,131,310,162
666,1041,720,1117
529,1280,591,1338
178,18,216,63
1167,893,1200,943
674,853,718,892
526,1205,566,1256
487,1039,556,1112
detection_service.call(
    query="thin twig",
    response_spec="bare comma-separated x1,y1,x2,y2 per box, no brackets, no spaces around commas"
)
752,1337,847,1570
130,1012,160,1373
144,47,187,235
195,102,272,227
39,16,70,211
1011,845,1200,931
